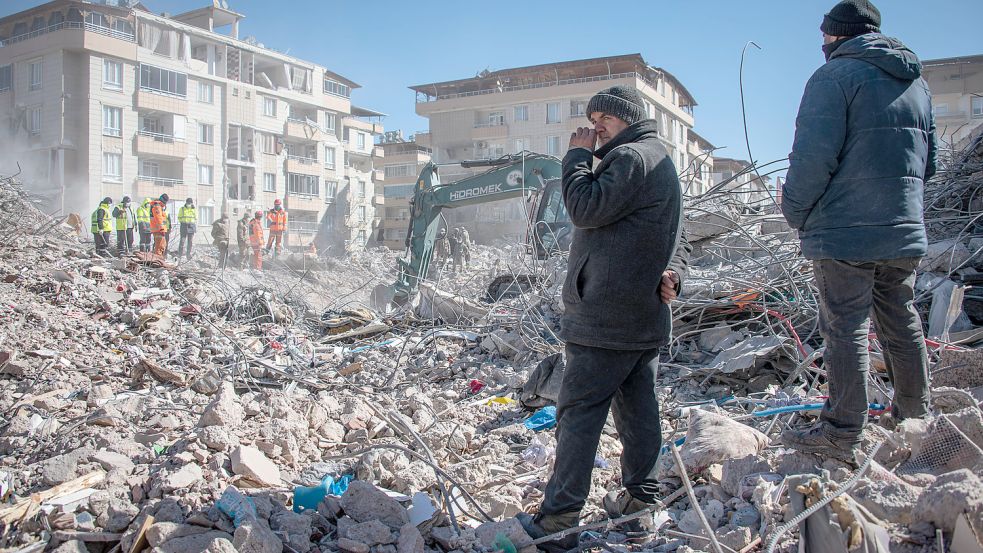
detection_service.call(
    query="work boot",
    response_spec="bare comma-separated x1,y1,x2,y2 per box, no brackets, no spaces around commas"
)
602,490,658,535
781,423,859,465
516,512,579,553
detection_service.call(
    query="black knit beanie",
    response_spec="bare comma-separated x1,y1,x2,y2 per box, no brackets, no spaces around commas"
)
821,0,881,37
586,85,646,125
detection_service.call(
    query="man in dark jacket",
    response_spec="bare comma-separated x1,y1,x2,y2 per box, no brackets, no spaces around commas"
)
236,213,250,269
519,85,685,546
781,0,936,463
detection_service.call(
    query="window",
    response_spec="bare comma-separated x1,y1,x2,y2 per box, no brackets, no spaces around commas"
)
198,123,214,144
514,105,529,122
103,59,122,91
245,91,251,99
972,97,983,118
325,181,338,200
287,173,319,196
139,64,187,97
384,164,414,178
488,112,505,126
103,106,122,137
546,136,561,156
263,173,276,192
323,78,351,98
357,180,367,198
232,88,238,97
933,103,949,116
0,65,11,93
570,101,586,117
29,59,42,90
86,11,108,28
198,82,214,103
198,206,214,226
356,230,367,246
263,97,276,117
141,160,160,178
197,164,214,185
660,112,669,138
357,132,366,150
514,138,528,153
29,107,41,134
357,205,366,222
385,184,415,198
324,147,336,169
103,153,121,181
546,102,560,124
324,112,336,131
261,133,276,155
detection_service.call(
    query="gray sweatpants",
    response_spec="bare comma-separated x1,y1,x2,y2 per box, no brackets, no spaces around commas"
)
541,342,662,516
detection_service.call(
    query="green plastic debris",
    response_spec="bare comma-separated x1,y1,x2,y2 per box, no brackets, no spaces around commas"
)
152,444,167,455
494,532,517,553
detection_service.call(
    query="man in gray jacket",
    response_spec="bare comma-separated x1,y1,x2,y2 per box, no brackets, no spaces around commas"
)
519,85,684,547
781,0,936,463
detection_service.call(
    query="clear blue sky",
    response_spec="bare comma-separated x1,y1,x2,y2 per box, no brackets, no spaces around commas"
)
4,0,981,171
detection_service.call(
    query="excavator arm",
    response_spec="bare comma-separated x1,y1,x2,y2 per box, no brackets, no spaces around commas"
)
388,153,564,305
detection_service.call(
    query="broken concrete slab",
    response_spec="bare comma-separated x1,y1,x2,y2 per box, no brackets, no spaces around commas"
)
340,481,409,530
229,446,281,487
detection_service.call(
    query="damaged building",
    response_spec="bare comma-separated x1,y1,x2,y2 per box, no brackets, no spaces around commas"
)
407,54,706,244
0,0,386,251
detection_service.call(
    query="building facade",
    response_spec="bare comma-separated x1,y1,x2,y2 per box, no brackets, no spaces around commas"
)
711,157,774,209
378,131,431,251
408,54,698,243
0,0,384,251
922,54,983,156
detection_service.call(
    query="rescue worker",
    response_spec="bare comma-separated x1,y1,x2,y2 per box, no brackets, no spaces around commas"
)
249,211,265,270
434,228,449,270
236,213,250,269
450,227,464,272
90,197,114,258
177,197,197,260
460,226,472,266
211,214,230,270
136,198,152,252
265,199,288,259
112,196,136,255
149,194,170,257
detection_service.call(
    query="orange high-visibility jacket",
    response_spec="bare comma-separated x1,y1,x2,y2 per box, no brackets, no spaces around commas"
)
267,209,288,232
149,200,168,235
249,218,264,246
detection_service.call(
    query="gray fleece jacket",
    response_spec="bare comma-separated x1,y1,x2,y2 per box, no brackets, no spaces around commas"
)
559,119,683,350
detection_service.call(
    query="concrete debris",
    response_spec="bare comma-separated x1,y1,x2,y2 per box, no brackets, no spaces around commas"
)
2,147,983,553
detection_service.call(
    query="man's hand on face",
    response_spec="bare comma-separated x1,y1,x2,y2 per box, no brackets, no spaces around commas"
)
569,127,597,152
660,270,680,304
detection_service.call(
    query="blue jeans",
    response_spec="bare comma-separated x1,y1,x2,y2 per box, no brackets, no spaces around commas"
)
813,258,930,439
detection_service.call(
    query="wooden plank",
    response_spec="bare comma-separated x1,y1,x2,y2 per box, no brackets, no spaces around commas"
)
0,471,105,527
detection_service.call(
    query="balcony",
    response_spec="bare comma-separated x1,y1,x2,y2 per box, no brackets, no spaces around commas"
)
136,175,183,187
288,220,320,234
372,169,384,182
285,118,324,141
372,194,385,206
286,155,322,176
472,122,508,141
373,146,384,158
135,131,187,159
136,89,188,115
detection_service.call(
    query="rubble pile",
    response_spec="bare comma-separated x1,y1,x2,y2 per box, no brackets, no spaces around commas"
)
1,142,982,553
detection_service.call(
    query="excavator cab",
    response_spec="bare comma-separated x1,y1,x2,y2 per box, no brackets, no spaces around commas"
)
527,179,572,259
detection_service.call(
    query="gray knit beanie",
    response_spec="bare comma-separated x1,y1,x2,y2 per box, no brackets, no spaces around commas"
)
821,0,881,37
586,85,646,126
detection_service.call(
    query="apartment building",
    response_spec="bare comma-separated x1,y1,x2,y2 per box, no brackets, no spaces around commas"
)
409,54,698,243
684,129,715,196
0,0,384,251
923,54,983,156
378,131,431,251
711,157,774,209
